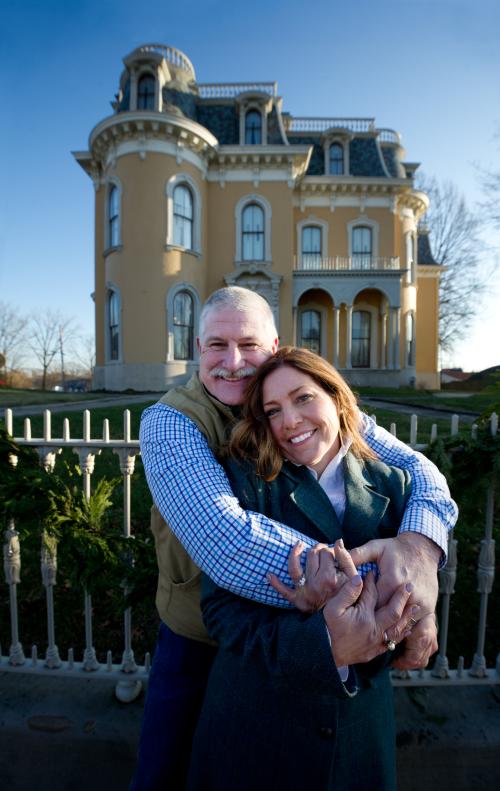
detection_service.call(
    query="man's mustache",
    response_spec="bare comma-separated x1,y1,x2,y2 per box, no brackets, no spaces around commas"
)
209,366,257,380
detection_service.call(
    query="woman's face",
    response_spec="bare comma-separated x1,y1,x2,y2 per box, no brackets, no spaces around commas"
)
262,365,341,477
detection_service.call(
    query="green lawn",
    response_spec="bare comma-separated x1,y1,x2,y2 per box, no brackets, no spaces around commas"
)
0,388,107,407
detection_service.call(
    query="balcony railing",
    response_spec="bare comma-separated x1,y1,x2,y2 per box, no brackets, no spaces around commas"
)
294,255,401,272
198,82,278,99
288,117,376,133
1,407,499,695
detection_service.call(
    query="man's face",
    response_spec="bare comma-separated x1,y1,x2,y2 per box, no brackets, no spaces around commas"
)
197,307,278,405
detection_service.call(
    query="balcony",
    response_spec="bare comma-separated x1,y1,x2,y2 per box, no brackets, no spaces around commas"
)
294,255,401,272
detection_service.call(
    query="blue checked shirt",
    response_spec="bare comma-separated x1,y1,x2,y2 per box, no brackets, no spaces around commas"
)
140,403,458,608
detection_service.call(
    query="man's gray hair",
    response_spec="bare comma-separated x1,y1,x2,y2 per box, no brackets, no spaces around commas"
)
199,287,278,341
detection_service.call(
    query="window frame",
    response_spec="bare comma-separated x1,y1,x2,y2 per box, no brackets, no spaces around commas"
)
165,174,202,255
166,283,201,363
352,309,371,368
244,109,263,144
234,194,272,263
137,73,156,111
104,179,122,253
106,286,122,363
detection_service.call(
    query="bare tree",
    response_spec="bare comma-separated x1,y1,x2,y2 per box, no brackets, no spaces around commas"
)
416,175,489,354
0,301,29,379
29,311,79,390
73,333,96,379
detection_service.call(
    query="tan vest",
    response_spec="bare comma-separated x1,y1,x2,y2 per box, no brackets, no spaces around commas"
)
150,373,235,644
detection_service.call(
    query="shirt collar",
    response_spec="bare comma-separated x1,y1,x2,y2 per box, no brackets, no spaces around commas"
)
306,436,352,482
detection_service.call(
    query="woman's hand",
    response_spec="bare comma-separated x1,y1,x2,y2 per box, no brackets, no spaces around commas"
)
323,544,417,667
267,540,348,612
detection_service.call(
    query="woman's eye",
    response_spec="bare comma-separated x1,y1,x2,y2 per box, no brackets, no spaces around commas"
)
297,393,313,403
265,408,280,419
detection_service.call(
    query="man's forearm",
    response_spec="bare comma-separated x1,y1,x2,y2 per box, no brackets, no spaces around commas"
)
361,412,458,562
141,403,318,607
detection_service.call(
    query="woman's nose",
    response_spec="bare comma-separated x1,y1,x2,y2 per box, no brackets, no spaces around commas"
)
282,405,301,429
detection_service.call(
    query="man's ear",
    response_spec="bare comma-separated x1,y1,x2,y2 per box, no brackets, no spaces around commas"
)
196,337,202,353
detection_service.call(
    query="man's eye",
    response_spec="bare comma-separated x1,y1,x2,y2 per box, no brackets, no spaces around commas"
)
240,343,259,350
208,343,226,350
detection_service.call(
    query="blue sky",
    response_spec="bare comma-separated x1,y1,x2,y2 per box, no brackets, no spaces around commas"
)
1,0,499,372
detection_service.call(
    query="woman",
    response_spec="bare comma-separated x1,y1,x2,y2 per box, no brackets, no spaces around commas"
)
187,347,416,791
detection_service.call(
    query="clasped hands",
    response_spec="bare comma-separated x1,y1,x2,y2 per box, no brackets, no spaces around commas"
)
267,533,440,670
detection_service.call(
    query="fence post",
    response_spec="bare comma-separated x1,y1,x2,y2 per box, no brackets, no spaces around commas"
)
77,410,99,672
3,520,25,665
41,534,62,668
114,410,142,703
431,530,457,678
469,413,497,677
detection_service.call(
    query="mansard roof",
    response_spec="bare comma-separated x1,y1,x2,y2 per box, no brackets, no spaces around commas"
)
417,226,440,266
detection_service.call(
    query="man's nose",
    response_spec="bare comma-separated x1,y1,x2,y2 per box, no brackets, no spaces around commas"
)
223,343,243,370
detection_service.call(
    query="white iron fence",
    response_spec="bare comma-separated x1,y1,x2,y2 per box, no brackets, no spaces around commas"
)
1,407,499,699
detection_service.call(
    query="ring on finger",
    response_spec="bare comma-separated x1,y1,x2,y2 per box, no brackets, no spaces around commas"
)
406,617,418,629
383,631,396,652
296,574,307,588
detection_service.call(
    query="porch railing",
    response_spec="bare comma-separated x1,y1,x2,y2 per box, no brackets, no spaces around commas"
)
294,255,401,272
1,407,499,697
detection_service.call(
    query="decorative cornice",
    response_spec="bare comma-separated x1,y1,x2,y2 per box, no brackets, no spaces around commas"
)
210,145,311,187
78,111,218,173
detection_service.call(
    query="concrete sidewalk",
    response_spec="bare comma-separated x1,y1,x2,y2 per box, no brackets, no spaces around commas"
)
1,671,499,790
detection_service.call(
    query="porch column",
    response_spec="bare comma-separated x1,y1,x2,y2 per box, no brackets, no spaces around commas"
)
387,309,394,369
292,306,297,345
380,311,387,370
345,304,352,369
393,307,401,370
333,306,340,368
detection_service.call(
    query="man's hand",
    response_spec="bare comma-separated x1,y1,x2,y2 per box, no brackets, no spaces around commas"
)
350,533,441,668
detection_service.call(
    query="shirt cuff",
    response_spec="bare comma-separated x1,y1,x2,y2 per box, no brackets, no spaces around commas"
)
324,623,349,682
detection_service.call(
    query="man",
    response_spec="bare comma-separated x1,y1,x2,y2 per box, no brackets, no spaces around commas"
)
132,286,457,789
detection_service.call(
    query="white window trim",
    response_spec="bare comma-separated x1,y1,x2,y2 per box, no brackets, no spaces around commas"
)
405,310,416,367
238,99,271,145
324,137,350,176
347,216,380,260
351,304,378,369
166,173,202,255
235,193,272,263
130,66,162,112
296,216,329,267
166,282,201,362
104,177,122,254
297,304,327,358
105,283,122,364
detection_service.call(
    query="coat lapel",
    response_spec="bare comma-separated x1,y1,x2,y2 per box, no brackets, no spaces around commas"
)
282,465,344,544
342,454,391,548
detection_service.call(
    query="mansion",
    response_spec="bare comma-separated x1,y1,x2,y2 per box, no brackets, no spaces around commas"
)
74,44,441,391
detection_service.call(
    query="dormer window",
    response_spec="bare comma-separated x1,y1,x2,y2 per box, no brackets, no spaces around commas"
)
329,143,344,175
137,74,156,110
245,110,262,144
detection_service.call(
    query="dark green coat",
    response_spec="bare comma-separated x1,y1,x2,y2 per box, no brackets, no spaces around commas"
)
188,454,411,791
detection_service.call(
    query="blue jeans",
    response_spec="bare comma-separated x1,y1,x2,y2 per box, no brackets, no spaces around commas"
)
130,623,217,790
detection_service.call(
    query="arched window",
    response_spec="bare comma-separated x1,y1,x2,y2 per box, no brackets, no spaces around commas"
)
245,110,262,144
329,143,344,175
242,203,264,260
108,185,120,248
301,226,322,268
352,226,372,269
406,312,415,366
137,74,156,110
173,184,193,249
173,291,194,360
299,310,321,355
108,291,120,361
352,310,371,367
